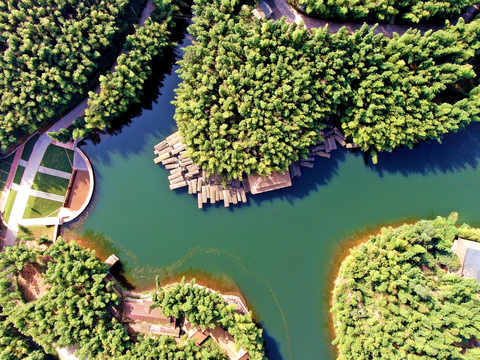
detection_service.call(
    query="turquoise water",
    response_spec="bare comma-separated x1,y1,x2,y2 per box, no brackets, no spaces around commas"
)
65,41,480,359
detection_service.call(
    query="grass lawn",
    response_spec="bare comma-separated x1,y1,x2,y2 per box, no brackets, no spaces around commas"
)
18,225,55,241
23,196,63,219
0,152,15,191
13,165,25,185
32,172,70,196
21,133,40,161
0,152,15,171
2,189,17,223
40,145,74,173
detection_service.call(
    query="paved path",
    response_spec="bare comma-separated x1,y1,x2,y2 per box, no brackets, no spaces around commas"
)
73,151,88,170
3,0,156,246
29,190,66,203
37,166,72,180
19,217,60,227
5,135,52,244
272,0,479,35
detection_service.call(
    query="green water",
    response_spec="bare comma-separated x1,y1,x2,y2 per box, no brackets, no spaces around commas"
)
65,45,480,359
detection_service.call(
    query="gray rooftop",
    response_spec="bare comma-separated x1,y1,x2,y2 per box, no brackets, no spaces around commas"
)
455,238,480,283
463,248,480,282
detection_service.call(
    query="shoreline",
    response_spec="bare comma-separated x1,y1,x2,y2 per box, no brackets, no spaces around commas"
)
120,280,251,316
129,273,253,318
325,217,419,356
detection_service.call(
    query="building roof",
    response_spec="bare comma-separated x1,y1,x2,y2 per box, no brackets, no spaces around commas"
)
252,0,273,19
104,254,119,268
454,238,480,282
129,323,180,337
247,171,292,195
123,299,173,324
190,329,209,345
187,323,250,360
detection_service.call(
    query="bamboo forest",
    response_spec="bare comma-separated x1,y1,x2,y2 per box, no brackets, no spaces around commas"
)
1,0,480,358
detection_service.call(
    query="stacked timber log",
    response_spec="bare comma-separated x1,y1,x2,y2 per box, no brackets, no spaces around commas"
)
153,132,250,209
154,128,358,208
289,126,359,179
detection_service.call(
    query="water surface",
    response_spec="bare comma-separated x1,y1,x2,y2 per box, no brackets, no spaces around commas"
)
64,39,480,359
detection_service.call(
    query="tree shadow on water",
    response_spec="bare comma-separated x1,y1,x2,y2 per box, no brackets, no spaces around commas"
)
262,326,284,360
248,122,480,207
371,122,480,177
80,19,191,166
249,149,350,207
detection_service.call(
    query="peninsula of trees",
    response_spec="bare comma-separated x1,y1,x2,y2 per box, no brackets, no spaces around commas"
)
0,238,265,359
153,279,266,359
331,214,480,360
295,0,476,23
174,0,480,179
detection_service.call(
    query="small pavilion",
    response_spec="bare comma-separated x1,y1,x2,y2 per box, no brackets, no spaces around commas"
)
452,238,480,282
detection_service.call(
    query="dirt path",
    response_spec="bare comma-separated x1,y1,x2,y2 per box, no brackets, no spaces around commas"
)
272,0,480,35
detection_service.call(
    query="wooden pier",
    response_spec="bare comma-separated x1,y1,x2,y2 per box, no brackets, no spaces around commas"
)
105,254,119,268
154,126,358,209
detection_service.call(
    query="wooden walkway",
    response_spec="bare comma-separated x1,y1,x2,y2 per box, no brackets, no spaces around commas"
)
154,127,358,209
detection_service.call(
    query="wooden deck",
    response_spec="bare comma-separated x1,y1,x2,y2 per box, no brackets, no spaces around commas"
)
289,126,358,180
247,171,292,195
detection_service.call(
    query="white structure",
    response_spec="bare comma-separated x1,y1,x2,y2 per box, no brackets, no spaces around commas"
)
451,238,480,282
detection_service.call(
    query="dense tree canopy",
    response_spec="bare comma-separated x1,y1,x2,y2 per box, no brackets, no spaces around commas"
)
0,312,49,359
153,278,266,360
0,239,251,359
81,0,177,134
331,215,480,360
295,0,476,23
174,0,480,177
0,0,143,150
337,20,480,163
174,0,328,178
0,239,128,358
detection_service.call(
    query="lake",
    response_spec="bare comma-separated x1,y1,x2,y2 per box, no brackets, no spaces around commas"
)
62,34,480,360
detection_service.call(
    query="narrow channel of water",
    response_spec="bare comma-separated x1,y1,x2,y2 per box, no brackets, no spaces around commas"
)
62,34,480,359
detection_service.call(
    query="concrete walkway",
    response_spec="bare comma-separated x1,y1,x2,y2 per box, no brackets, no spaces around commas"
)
29,190,66,203
272,0,480,35
19,217,60,227
3,0,156,246
37,166,72,180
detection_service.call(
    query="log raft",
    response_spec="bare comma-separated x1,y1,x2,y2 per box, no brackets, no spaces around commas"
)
286,126,359,180
154,127,358,209
153,132,250,209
